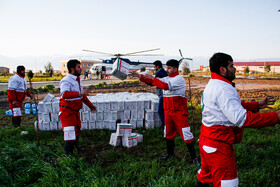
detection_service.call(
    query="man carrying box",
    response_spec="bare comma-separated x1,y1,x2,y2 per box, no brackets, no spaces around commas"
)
130,59,199,165
59,59,97,156
8,65,33,127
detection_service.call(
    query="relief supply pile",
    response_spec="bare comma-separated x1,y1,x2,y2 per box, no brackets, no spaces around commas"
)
109,123,143,148
35,92,161,131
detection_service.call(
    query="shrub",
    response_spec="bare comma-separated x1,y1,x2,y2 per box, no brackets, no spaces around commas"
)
44,84,55,92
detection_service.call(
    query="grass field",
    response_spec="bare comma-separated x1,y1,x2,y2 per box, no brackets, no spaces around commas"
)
0,109,279,186
0,76,63,83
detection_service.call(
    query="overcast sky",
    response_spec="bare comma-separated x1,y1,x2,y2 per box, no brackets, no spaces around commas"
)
0,0,279,71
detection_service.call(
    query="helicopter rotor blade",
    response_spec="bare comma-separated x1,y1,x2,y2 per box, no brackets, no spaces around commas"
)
179,49,184,58
82,49,114,56
126,54,164,56
123,48,160,56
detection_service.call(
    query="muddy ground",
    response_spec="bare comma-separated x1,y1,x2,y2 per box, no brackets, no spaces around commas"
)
1,77,280,110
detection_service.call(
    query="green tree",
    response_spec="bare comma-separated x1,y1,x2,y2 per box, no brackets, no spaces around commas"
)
264,63,271,73
244,66,249,74
182,61,191,75
44,62,54,77
27,70,34,89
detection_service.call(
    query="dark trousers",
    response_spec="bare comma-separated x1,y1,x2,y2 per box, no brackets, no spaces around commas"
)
12,117,21,127
158,97,165,129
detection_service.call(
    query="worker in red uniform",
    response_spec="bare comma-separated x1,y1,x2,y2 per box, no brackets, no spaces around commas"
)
196,53,280,187
59,59,97,155
130,59,199,165
8,65,33,127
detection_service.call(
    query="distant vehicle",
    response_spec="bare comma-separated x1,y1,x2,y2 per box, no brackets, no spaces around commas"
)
90,64,113,75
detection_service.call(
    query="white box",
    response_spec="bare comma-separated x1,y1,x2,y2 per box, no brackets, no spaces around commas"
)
42,93,55,103
145,119,154,129
42,122,50,131
103,101,110,111
96,120,103,129
97,102,104,111
110,101,118,111
82,111,90,121
52,101,60,113
137,100,144,110
110,111,118,120
103,111,111,121
45,102,52,113
145,109,154,120
103,121,109,129
38,120,43,130
109,133,121,147
111,58,130,80
118,101,125,111
89,121,96,129
130,110,137,120
122,135,133,148
90,112,97,121
130,100,137,110
81,121,88,130
136,119,144,128
124,101,131,110
51,113,59,122
137,110,144,120
154,112,160,121
132,134,138,147
155,120,161,127
96,112,103,120
151,100,159,112
43,113,50,122
83,103,90,111
50,121,58,130
38,112,43,121
116,123,132,136
134,133,143,143
144,100,150,110
130,120,137,129
109,120,116,130
58,121,62,130
37,102,45,113
117,111,124,120
123,110,131,120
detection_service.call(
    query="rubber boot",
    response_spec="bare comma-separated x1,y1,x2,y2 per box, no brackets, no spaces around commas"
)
186,142,200,166
65,141,74,156
160,139,175,161
195,179,211,187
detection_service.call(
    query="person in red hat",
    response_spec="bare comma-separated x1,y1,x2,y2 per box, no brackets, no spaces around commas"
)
59,59,96,156
8,65,33,127
130,59,199,165
196,53,280,187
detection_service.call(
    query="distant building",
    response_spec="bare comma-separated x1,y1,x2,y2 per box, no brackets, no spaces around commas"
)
61,60,95,76
0,66,10,74
201,61,280,74
234,61,280,74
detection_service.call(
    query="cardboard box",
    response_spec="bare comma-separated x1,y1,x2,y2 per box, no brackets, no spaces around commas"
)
96,120,103,129
134,133,143,143
130,110,137,120
145,119,154,129
110,101,118,111
109,133,121,147
50,121,58,130
82,111,90,121
145,109,154,120
111,58,130,80
90,112,97,121
89,121,96,130
51,113,59,122
136,119,143,128
118,101,125,111
81,121,88,130
96,112,104,120
103,121,109,129
110,111,118,121
109,120,116,130
123,110,131,120
103,111,111,121
52,101,60,113
42,93,55,103
122,135,133,148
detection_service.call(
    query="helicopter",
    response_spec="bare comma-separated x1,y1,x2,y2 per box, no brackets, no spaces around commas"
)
82,48,193,75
